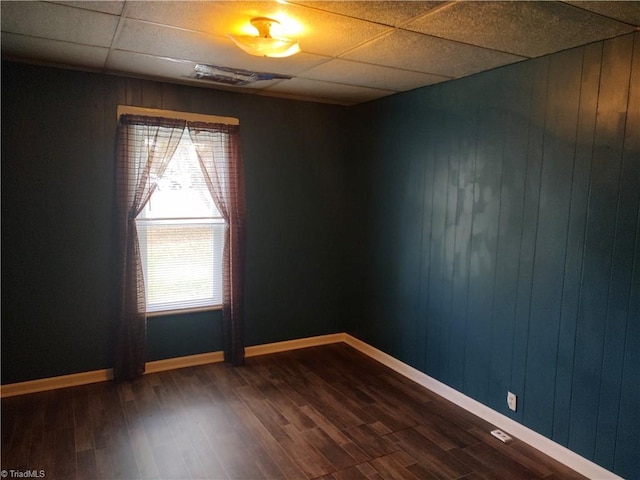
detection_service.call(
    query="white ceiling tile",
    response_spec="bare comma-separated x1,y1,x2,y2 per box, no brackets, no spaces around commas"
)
105,49,326,95
113,19,220,63
342,29,525,78
49,1,125,16
122,1,222,33
1,32,109,69
405,1,635,58
114,19,330,76
566,2,640,27
105,49,284,92
105,50,196,79
294,9,391,56
1,1,119,48
300,59,450,91
123,0,392,57
2,1,638,105
263,77,394,105
288,1,443,26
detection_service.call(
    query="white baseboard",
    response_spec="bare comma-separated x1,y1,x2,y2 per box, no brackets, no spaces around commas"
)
0,332,619,479
245,333,346,358
0,351,225,398
0,368,114,398
342,334,621,480
145,351,224,374
0,334,344,397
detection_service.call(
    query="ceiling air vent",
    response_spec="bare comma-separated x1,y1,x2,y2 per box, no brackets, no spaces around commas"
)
191,64,292,86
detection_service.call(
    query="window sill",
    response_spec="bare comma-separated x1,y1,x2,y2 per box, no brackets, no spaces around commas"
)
147,305,223,317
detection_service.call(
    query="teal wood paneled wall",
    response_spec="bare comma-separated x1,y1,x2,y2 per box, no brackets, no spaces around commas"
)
348,33,639,479
1,62,350,383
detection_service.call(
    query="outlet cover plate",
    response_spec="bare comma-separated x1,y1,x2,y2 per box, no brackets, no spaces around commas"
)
491,429,513,443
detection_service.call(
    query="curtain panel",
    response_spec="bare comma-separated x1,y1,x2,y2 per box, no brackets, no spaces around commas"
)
188,123,246,367
114,114,245,382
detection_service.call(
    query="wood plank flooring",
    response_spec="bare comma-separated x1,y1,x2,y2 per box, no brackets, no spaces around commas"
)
1,344,587,479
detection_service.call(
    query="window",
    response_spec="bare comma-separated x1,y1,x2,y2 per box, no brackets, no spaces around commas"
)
115,106,245,378
136,130,224,313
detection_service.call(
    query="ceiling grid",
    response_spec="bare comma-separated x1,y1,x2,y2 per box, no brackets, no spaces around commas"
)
2,1,639,105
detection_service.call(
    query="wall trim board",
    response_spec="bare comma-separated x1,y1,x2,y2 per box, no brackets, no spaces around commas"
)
0,333,619,479
0,368,114,398
144,351,224,374
116,105,239,125
0,335,343,397
341,334,621,480
245,333,346,358
0,351,225,398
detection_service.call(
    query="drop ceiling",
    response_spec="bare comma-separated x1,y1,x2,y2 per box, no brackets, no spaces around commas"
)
2,1,639,106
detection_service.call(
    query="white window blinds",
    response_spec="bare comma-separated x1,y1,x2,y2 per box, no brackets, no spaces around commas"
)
136,129,225,312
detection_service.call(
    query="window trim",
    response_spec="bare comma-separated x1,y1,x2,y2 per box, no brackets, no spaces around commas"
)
136,218,226,313
146,305,223,317
117,105,239,125
118,105,238,316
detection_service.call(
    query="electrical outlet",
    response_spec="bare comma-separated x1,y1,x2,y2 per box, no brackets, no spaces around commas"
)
507,391,517,412
491,429,513,443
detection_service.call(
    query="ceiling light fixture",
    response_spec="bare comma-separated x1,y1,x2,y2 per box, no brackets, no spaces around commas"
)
229,17,300,58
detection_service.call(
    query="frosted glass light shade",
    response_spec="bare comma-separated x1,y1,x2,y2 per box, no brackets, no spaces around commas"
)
229,35,300,57
229,17,300,58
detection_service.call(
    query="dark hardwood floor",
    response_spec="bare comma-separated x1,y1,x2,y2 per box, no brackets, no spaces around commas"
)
1,344,587,479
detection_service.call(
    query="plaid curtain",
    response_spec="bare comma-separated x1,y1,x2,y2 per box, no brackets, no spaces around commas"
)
188,122,246,366
114,114,246,379
114,115,185,381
